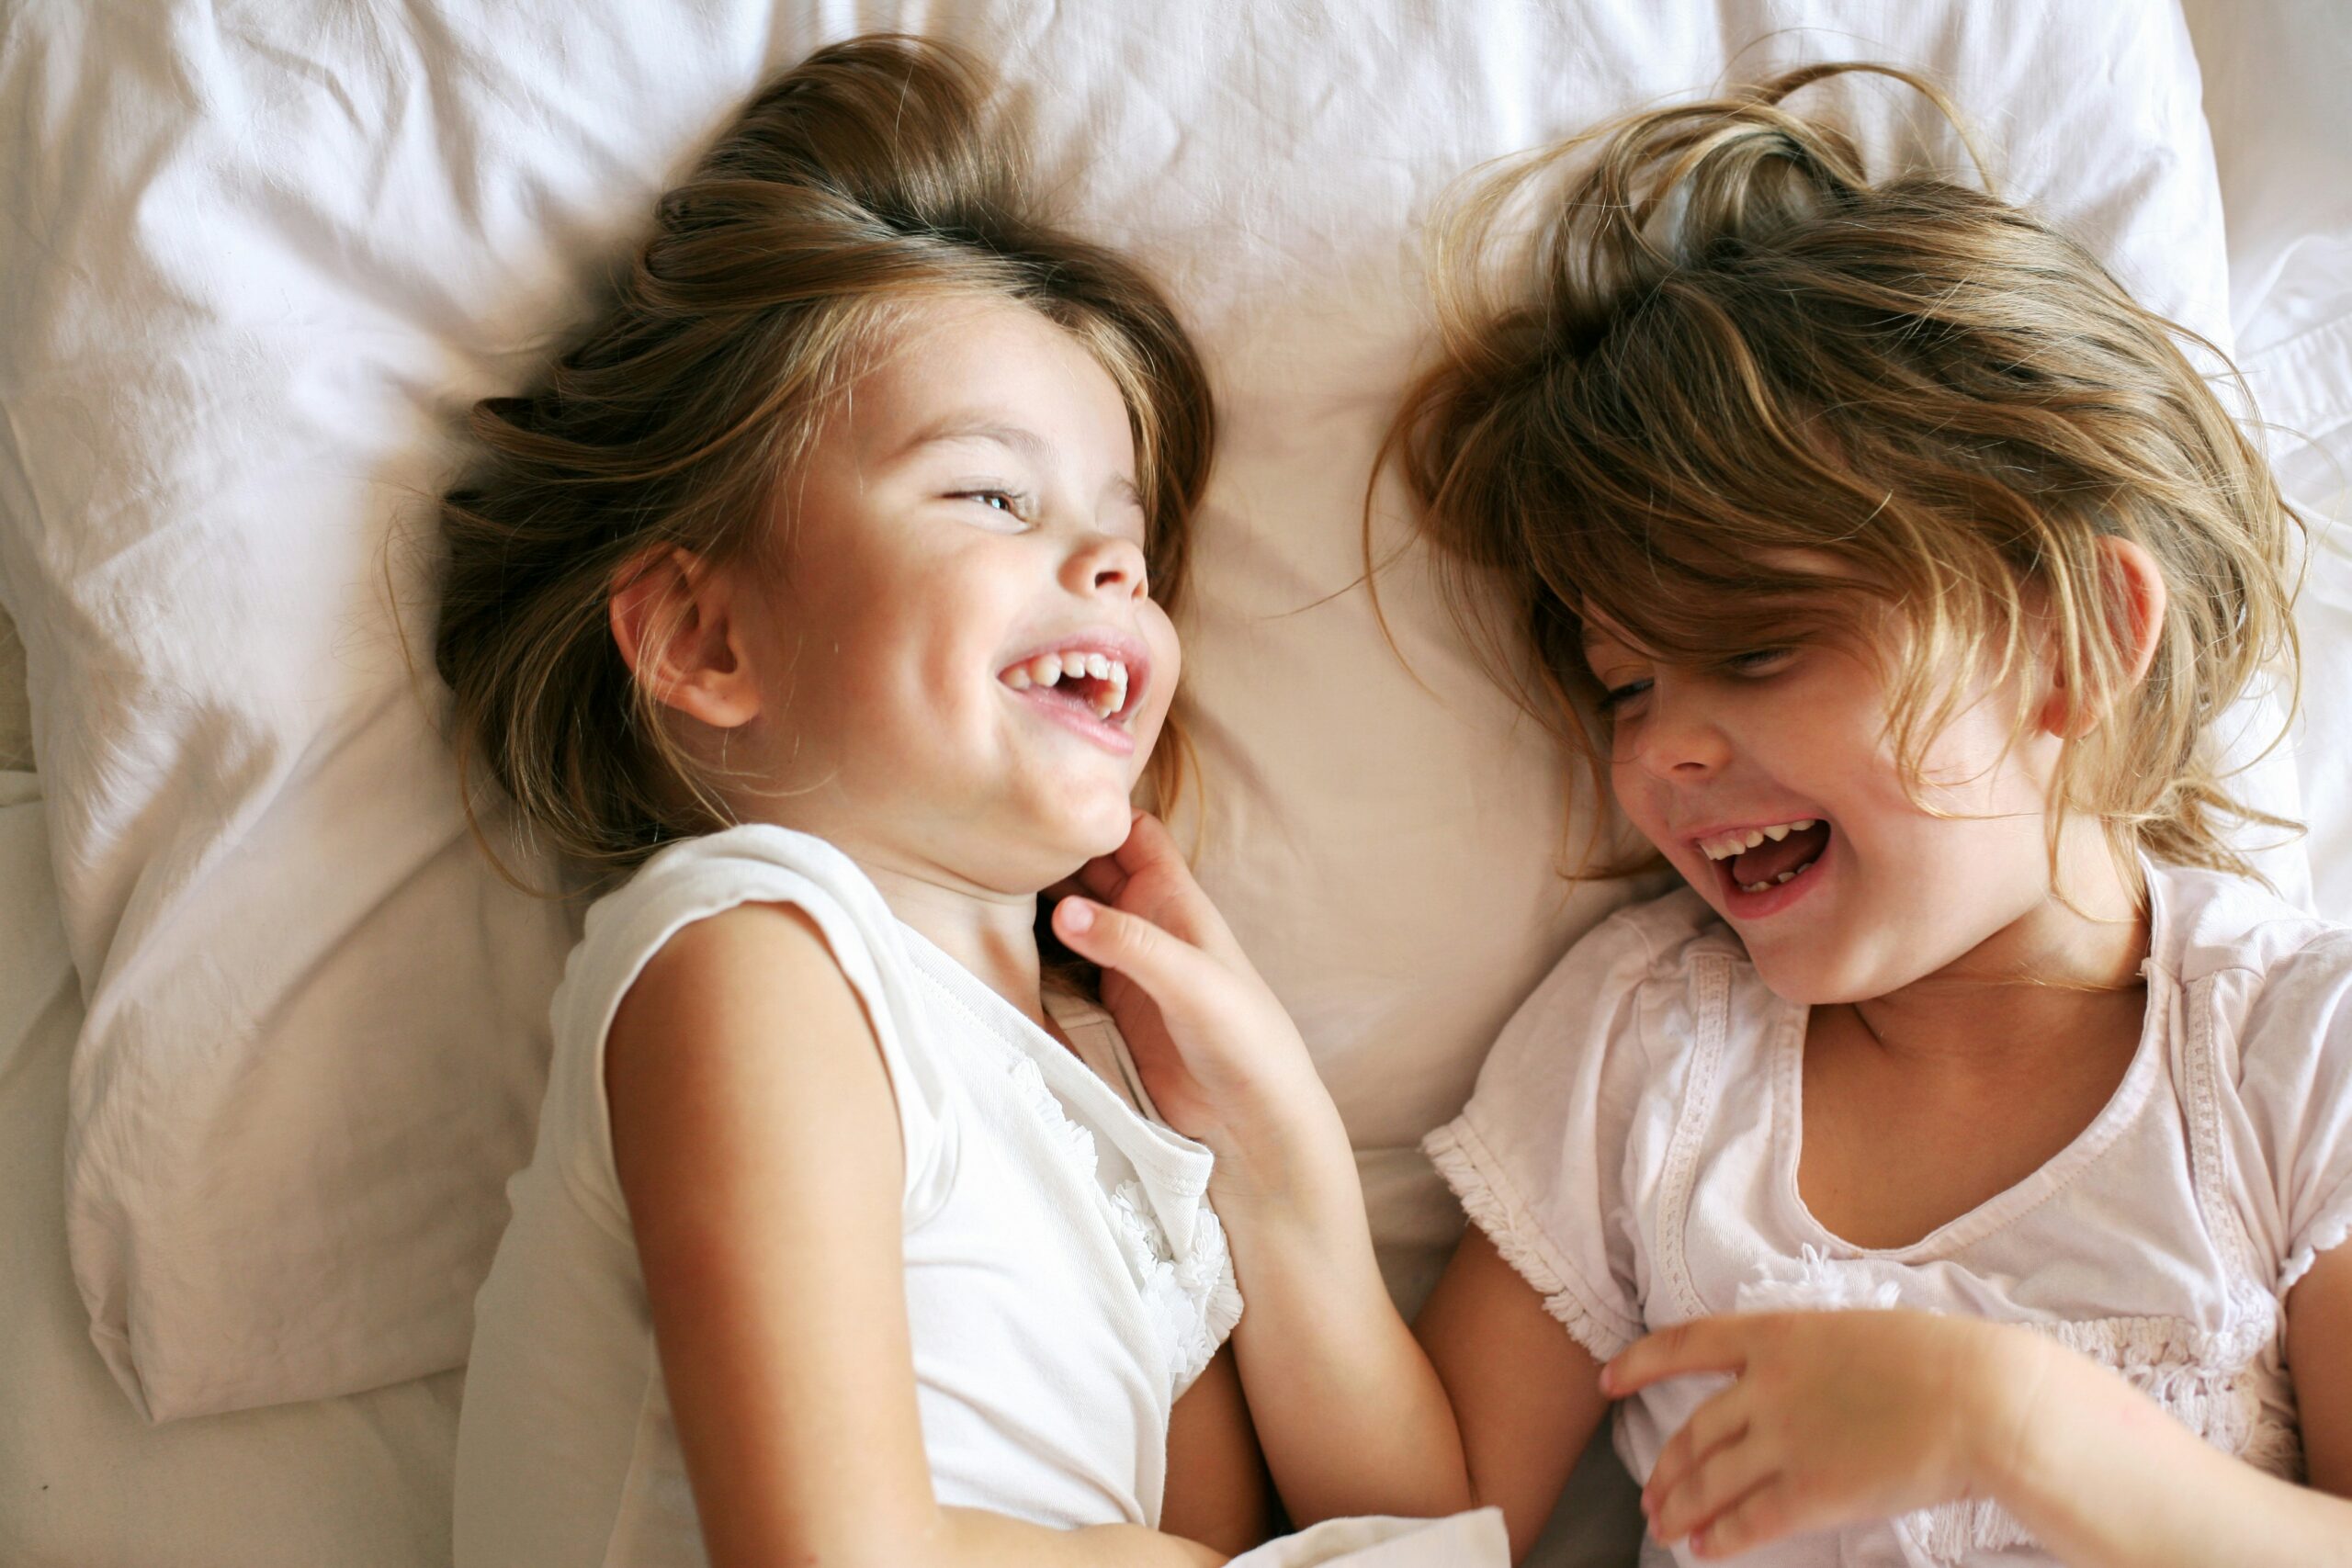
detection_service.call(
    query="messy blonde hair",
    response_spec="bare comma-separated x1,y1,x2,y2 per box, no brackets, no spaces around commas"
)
1389,62,2300,883
435,36,1214,879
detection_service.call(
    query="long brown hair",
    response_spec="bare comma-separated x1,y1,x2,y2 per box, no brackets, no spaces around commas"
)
1387,62,2300,883
435,35,1215,880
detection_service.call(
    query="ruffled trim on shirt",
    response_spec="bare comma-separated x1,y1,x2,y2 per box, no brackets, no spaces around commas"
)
1009,1055,1102,1172
1424,1120,1639,1363
1110,1179,1245,1398
2278,1181,2352,1299
1892,1310,2299,1564
1008,1055,1239,1399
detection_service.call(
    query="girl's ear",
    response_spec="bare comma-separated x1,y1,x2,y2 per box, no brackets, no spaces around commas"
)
608,547,763,729
2038,536,2168,739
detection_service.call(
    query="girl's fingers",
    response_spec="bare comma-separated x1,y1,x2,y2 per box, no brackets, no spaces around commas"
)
1115,812,1247,954
1604,1317,1752,1396
1111,809,1182,876
1060,814,1168,908
1070,854,1128,904
1650,1424,1777,1546
1643,1384,1750,1518
1690,1473,1800,1560
1051,897,1212,1007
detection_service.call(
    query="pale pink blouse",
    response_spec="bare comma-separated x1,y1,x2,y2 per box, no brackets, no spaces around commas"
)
1430,862,2352,1567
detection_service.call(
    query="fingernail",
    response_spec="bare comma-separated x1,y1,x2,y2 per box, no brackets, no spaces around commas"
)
1598,1364,1618,1395
1058,898,1096,934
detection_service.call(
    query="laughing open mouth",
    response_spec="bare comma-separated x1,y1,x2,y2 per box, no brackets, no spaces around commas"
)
999,643,1145,725
1698,818,1832,895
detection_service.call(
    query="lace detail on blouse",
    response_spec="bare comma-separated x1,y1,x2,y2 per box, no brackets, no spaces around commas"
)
1735,1249,2299,1565
1731,1245,1901,1314
1006,1055,1238,1397
1900,1314,2299,1562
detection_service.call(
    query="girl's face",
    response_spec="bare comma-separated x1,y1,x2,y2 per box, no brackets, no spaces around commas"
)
1585,608,2074,1005
729,297,1178,894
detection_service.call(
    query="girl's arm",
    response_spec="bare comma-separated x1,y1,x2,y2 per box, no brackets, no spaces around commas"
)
2292,1241,2352,1496
607,902,1224,1568
1417,1228,1616,1561
1159,1345,1275,1555
1209,1112,1475,1527
1992,1241,2352,1567
1049,817,1609,1548
1214,1170,1616,1551
1611,1247,2352,1564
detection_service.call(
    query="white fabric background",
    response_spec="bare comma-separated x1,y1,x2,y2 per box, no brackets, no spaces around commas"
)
2181,0,2352,921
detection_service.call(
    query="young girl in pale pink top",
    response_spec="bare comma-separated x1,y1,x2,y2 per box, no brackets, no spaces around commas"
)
1059,65,2352,1565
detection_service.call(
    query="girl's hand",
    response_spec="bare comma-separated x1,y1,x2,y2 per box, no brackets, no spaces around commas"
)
1602,1310,2037,1559
1048,812,1343,1204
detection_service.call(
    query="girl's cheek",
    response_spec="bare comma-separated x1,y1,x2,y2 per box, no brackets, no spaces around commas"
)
1147,603,1181,675
1608,766,1672,852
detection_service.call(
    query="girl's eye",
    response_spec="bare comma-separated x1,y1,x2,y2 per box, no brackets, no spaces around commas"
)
1727,648,1793,675
954,489,1032,525
1596,678,1653,715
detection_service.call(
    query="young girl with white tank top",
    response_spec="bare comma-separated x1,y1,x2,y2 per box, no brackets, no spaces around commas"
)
436,36,1282,1568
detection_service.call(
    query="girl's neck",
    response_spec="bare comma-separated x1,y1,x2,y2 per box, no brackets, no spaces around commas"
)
1849,829,2148,1071
854,853,1051,1031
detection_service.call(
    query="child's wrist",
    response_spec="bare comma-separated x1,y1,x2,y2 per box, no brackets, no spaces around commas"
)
1957,1320,2060,1507
1204,1098,1363,1231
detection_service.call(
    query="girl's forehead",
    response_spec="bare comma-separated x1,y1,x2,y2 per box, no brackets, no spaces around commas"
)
1576,604,1644,657
841,299,1134,466
1574,556,1892,664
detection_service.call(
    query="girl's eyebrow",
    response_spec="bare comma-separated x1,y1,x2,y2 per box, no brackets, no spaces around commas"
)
890,413,1143,510
888,414,1053,464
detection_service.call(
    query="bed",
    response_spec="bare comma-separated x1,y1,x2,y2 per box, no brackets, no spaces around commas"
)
3,1,2348,1562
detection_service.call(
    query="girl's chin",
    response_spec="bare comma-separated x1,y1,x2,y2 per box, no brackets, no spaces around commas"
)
1041,793,1142,858
1747,943,1940,1009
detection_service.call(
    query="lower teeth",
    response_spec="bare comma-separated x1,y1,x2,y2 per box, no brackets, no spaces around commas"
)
1740,857,1817,894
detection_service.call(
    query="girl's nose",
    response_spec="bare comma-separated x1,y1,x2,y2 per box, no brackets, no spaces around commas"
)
1619,686,1732,778
1065,532,1148,600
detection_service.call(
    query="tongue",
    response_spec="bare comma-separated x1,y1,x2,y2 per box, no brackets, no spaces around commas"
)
1730,821,1831,886
1053,676,1107,712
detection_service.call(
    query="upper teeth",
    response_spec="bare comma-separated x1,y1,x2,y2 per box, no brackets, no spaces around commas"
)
1003,651,1132,718
1698,820,1817,861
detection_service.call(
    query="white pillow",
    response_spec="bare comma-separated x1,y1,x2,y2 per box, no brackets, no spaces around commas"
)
0,777,462,1567
0,0,2283,1421
2181,0,2352,924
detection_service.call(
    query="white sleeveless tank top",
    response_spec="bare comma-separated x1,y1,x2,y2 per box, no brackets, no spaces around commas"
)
454,824,1242,1568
